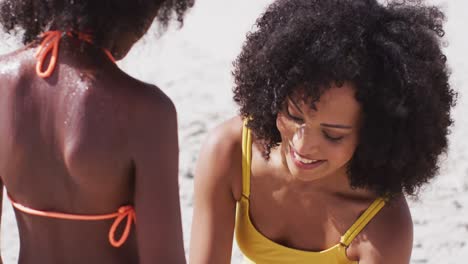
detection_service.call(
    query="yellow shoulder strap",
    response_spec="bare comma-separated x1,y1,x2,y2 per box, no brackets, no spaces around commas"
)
241,119,252,198
340,197,387,247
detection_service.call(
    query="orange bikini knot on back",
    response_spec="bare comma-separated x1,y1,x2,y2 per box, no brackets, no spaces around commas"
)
109,205,137,247
8,193,136,248
35,30,116,78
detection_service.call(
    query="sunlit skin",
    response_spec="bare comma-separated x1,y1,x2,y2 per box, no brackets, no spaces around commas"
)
190,82,412,264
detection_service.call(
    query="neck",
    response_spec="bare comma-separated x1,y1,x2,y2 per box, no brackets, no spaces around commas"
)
288,168,349,193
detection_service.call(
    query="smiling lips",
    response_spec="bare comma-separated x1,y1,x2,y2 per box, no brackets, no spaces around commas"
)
289,144,326,170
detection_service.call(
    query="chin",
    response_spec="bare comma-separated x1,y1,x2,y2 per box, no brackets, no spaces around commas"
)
286,159,329,182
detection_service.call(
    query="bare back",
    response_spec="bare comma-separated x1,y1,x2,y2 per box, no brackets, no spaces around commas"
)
0,42,185,263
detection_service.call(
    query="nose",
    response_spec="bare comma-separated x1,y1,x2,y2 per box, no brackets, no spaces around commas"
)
290,125,320,155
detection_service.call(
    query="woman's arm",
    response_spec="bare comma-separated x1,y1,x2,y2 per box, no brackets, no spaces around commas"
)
130,87,185,264
189,117,243,264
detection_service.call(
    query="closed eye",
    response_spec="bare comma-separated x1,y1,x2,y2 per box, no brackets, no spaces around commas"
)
323,131,344,142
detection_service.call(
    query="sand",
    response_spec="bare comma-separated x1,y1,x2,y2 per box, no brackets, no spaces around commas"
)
1,0,467,263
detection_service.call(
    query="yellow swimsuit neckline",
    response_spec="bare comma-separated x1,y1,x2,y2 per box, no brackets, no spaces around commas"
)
240,196,346,256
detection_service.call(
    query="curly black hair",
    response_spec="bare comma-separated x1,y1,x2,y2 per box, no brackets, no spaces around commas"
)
233,0,456,197
0,0,194,45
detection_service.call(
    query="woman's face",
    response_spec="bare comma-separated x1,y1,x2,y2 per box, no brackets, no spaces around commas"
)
276,83,362,182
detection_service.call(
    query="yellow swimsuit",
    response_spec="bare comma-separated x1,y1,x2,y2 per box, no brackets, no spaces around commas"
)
235,122,386,263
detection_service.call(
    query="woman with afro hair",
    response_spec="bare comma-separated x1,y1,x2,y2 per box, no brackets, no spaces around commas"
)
0,0,193,263
190,0,456,263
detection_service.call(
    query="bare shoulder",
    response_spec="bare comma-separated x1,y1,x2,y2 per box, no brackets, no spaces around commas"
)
110,80,177,139
352,195,413,264
195,116,244,200
126,82,176,119
203,116,244,156
114,80,178,166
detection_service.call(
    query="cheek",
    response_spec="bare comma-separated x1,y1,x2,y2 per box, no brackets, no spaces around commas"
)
327,141,358,165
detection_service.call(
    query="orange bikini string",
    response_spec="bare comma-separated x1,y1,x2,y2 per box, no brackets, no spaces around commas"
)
8,194,136,248
35,31,116,78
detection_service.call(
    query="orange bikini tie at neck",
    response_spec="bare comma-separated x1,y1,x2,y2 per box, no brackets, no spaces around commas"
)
8,194,136,248
35,31,116,78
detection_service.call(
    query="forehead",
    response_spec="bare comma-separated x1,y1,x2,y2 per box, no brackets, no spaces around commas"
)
292,83,362,124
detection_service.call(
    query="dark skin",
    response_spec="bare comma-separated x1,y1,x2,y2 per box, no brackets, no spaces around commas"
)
0,19,185,264
190,85,413,264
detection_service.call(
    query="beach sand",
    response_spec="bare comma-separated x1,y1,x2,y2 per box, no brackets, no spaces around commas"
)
1,0,467,263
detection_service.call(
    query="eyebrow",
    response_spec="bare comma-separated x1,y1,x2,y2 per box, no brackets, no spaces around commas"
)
289,97,353,129
320,123,353,129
